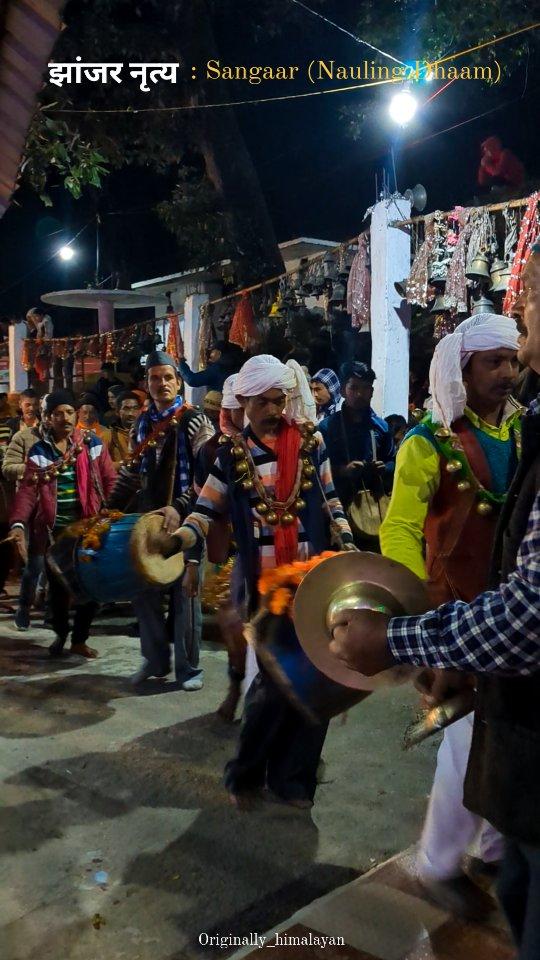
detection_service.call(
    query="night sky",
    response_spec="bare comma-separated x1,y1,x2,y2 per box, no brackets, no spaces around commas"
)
0,1,538,334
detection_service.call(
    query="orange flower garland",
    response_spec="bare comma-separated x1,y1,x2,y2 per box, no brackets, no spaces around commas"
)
258,551,339,617
62,510,125,559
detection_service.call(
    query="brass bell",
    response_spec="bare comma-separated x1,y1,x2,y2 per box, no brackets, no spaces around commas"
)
232,446,244,459
305,422,316,435
43,473,51,481
280,512,296,526
412,408,425,421
435,427,452,439
394,278,408,299
477,500,493,516
242,478,254,491
457,480,471,492
430,294,451,314
471,294,495,315
466,253,491,284
255,501,269,515
147,439,157,448
491,263,512,294
489,258,506,288
218,433,229,445
446,459,462,474
235,459,249,474
266,510,279,525
303,464,315,477
295,498,306,511
301,480,313,492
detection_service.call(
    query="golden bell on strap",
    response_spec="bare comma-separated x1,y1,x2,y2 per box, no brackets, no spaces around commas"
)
446,459,462,474
255,501,269,516
305,422,317,435
266,510,279,525
301,480,313,492
411,408,425,422
457,480,471,492
147,439,157,448
235,459,249,474
281,512,296,526
435,427,452,439
477,500,493,516
466,253,491,283
232,446,245,459
295,498,306,511
242,479,254,491
303,464,315,477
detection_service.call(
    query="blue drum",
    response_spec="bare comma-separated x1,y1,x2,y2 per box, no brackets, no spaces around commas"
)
254,613,369,724
47,512,185,604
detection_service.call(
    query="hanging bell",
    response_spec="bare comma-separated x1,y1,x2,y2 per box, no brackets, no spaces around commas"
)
477,500,493,516
280,512,296,526
457,480,471,492
430,294,451,314
328,280,346,306
235,459,249,474
465,253,491,284
255,501,269,516
241,479,254,491
266,510,279,526
294,498,306,512
301,479,314,492
489,258,506,288
446,459,462,474
394,279,408,299
491,263,512,294
435,426,452,439
323,252,338,281
471,294,495,315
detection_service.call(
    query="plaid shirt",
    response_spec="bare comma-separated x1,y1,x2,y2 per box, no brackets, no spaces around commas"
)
387,489,540,675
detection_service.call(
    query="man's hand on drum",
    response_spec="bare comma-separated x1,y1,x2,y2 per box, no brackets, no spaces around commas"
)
9,527,27,564
329,608,394,676
155,505,181,534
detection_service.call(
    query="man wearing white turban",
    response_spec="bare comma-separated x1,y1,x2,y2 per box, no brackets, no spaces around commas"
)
174,353,354,807
379,312,521,918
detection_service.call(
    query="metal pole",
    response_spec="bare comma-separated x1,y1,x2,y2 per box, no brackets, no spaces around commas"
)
95,213,101,286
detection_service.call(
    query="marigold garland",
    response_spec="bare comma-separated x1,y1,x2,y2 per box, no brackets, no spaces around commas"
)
258,551,339,617
63,510,125,559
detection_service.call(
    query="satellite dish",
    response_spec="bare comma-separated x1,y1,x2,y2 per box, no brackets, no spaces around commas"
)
404,183,427,212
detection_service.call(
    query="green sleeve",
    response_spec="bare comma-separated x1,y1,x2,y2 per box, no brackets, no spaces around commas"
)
379,433,440,580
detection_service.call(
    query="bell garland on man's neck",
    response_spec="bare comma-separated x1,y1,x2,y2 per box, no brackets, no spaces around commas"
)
223,422,319,527
413,410,521,513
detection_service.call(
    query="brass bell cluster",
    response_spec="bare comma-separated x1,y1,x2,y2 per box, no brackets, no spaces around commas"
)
466,253,512,314
233,423,319,527
435,425,493,515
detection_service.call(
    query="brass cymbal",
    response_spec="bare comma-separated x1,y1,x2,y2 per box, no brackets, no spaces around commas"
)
292,552,428,691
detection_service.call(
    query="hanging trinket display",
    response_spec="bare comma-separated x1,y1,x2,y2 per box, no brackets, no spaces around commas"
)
503,192,540,317
346,233,371,329
445,207,474,316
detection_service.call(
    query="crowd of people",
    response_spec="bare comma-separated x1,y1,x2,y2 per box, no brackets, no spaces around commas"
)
1,267,540,958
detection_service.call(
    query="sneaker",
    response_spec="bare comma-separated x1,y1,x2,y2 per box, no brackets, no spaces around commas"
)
14,609,30,631
181,676,203,692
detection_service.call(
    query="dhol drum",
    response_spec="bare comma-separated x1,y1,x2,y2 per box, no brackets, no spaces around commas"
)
47,512,185,604
252,611,371,724
254,552,428,725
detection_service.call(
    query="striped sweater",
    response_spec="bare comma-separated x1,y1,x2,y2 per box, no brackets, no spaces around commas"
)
184,426,352,572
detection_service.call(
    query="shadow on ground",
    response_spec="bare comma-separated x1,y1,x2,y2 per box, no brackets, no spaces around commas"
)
0,673,131,737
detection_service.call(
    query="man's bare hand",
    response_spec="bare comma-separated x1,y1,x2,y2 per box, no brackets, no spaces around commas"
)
415,668,474,708
155,506,180,534
9,528,27,564
329,608,394,676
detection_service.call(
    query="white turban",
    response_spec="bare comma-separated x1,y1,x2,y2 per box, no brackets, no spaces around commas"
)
284,359,317,424
221,374,240,410
235,354,296,399
429,313,519,429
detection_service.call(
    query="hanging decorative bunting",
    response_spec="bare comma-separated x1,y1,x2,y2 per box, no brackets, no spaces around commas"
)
503,192,540,316
228,293,258,350
165,312,184,364
346,233,371,329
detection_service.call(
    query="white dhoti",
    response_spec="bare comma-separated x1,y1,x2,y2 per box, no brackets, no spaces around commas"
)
416,713,504,882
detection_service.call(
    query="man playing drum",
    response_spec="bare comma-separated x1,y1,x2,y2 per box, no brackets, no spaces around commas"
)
9,390,117,657
108,351,214,689
172,354,354,808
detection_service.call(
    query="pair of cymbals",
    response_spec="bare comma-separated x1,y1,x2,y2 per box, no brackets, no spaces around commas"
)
292,552,428,691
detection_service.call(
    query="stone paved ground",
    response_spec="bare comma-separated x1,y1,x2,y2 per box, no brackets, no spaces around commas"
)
0,597,438,960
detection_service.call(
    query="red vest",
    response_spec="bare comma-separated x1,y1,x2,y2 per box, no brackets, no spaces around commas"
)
424,418,501,607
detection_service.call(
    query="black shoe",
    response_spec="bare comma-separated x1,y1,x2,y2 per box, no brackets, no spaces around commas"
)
419,874,497,922
49,636,68,657
14,608,30,631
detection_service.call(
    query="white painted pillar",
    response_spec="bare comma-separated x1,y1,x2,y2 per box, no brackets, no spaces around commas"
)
183,293,209,406
370,197,411,419
9,322,27,392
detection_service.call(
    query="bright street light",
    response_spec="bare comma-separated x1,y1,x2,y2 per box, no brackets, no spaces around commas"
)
58,245,75,261
388,89,418,125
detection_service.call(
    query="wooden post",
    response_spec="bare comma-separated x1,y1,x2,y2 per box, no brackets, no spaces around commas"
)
183,293,209,406
370,196,412,419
